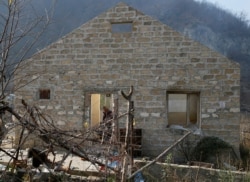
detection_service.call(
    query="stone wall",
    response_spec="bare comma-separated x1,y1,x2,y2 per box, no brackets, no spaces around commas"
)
14,3,240,156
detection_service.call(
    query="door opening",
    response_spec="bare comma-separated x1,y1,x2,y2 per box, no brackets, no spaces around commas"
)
90,93,112,127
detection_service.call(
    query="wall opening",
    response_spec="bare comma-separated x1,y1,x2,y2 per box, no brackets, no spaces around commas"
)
89,93,113,127
39,89,50,100
111,22,133,33
167,91,200,127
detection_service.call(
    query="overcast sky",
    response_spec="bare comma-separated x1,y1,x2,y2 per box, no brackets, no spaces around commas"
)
196,0,250,21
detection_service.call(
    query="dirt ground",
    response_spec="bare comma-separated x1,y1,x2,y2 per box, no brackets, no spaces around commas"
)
0,149,102,171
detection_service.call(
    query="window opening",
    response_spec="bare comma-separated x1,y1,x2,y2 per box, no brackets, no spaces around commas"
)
167,92,200,126
111,22,132,33
39,89,50,100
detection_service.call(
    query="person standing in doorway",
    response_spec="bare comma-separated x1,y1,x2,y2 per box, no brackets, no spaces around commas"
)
101,106,113,141
102,106,113,123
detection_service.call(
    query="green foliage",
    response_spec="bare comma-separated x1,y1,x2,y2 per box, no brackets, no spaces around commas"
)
165,153,172,164
192,136,232,162
243,173,250,182
218,170,235,182
107,177,116,182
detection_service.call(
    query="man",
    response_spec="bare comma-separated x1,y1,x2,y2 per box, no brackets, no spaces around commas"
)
101,106,113,141
102,106,113,124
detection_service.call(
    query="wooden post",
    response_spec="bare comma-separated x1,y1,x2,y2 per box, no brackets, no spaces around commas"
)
129,101,134,166
112,93,119,144
121,86,134,182
112,93,121,182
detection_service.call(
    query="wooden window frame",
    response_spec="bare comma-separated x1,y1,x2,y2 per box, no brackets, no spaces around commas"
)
167,91,200,127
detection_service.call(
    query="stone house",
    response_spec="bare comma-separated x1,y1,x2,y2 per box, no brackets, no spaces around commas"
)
14,2,240,157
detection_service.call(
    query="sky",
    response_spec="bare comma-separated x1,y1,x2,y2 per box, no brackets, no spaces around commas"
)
196,0,250,22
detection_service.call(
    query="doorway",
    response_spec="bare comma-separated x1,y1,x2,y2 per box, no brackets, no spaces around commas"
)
90,93,112,127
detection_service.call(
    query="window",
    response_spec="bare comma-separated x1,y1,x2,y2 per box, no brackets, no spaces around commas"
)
111,22,132,33
39,89,50,99
167,91,200,126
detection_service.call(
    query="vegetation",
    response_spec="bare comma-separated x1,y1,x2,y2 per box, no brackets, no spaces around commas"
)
240,142,250,169
192,136,232,161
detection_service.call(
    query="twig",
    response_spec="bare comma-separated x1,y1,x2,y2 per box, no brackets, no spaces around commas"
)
54,149,72,171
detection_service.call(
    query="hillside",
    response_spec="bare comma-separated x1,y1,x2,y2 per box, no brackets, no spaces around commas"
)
19,0,250,111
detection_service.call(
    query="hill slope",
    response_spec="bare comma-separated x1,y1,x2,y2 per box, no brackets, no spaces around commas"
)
25,0,250,111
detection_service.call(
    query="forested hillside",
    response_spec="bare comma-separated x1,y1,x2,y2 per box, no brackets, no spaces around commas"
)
23,0,250,111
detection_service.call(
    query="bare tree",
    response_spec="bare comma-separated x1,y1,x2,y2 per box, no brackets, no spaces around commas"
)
0,0,55,172
0,0,53,138
0,1,135,180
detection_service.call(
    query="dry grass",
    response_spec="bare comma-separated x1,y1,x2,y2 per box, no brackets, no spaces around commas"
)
240,112,250,170
240,112,250,147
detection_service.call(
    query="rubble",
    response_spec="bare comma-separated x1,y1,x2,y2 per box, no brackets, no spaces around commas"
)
0,87,136,181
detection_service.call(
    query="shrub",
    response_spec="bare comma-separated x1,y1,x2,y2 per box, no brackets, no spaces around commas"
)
191,136,236,168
